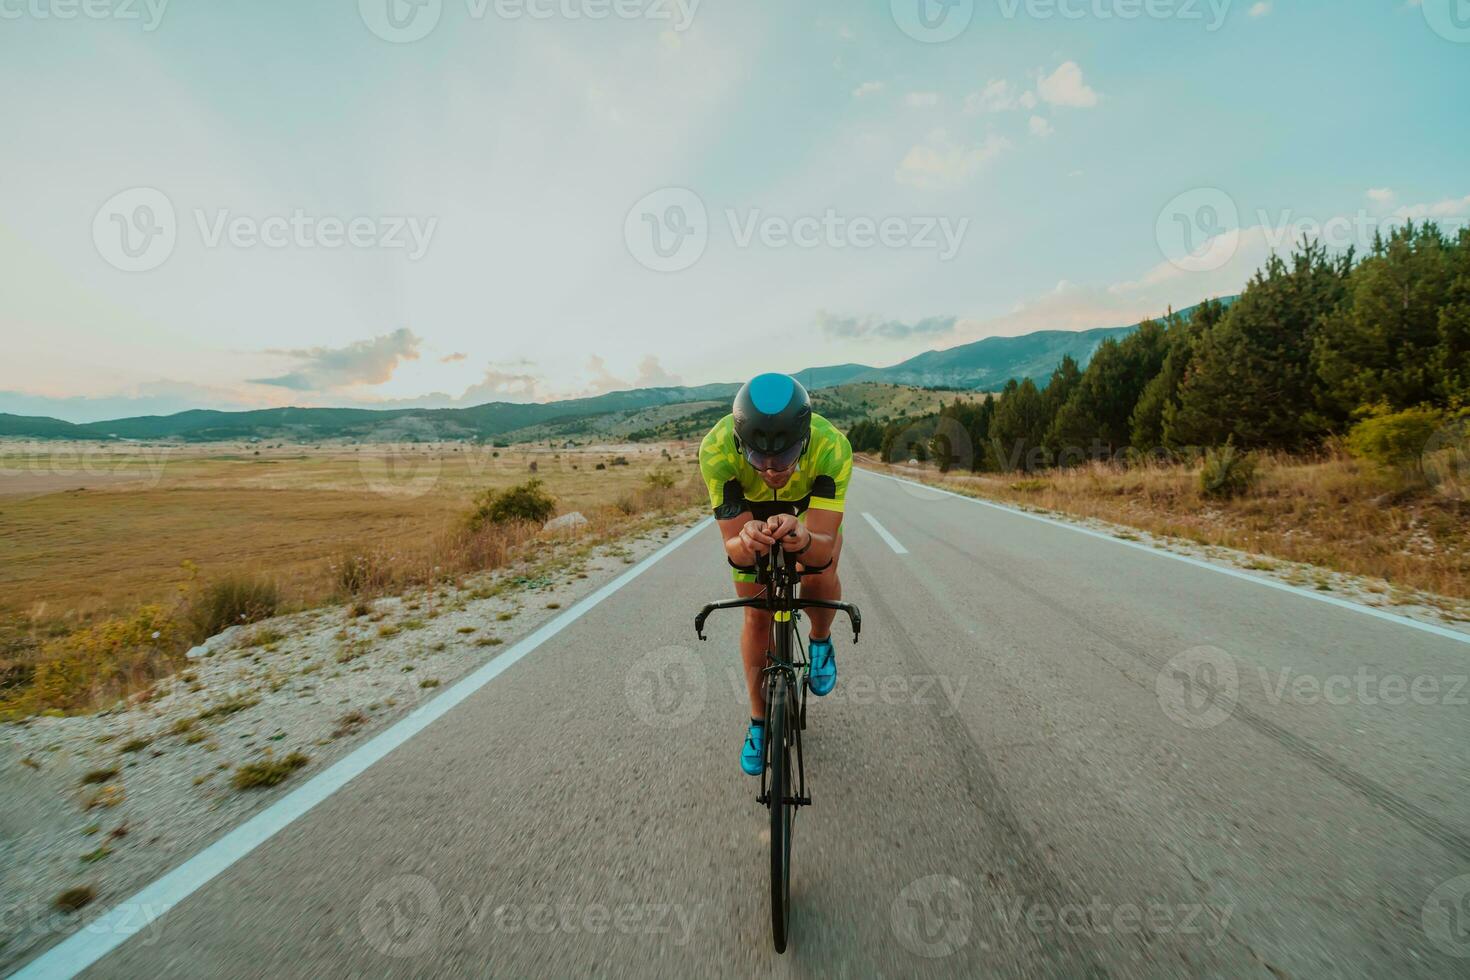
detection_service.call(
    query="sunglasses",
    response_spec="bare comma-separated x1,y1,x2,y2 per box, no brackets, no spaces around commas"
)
743,441,805,472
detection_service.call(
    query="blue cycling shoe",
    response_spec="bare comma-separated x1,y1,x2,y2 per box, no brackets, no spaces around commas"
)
740,722,765,776
808,636,836,696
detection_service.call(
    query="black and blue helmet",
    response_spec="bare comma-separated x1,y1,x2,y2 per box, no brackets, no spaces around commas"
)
732,373,811,471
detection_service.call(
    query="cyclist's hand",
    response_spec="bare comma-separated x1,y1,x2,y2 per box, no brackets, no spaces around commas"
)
740,519,775,556
767,513,807,551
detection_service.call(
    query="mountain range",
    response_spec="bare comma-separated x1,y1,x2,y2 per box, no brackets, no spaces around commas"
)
1,301,1228,442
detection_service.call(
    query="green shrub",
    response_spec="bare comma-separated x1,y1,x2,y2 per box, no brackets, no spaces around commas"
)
1345,405,1445,469
187,575,279,641
1199,440,1257,499
466,479,557,530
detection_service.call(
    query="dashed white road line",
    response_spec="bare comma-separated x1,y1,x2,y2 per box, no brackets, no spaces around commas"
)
861,511,908,555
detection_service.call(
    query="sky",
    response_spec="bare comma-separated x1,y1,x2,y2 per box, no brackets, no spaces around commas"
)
2,0,1468,423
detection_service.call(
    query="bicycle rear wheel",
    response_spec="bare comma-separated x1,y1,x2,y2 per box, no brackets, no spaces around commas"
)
766,673,793,953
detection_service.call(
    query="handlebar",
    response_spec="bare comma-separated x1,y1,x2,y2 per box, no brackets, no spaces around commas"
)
693,596,861,644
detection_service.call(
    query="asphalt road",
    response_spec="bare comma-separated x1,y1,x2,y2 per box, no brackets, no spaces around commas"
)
25,469,1470,978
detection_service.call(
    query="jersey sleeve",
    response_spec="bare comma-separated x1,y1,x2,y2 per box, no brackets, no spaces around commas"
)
698,418,745,518
807,423,852,513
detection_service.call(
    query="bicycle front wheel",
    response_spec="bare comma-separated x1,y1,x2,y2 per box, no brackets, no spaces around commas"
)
766,673,793,954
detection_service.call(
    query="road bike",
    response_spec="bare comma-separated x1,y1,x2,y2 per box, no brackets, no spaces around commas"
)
694,545,861,953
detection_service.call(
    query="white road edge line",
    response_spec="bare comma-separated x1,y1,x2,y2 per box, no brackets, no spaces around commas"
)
861,511,908,554
9,517,715,980
861,468,1470,646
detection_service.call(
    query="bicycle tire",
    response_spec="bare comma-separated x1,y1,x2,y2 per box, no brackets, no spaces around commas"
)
767,672,793,954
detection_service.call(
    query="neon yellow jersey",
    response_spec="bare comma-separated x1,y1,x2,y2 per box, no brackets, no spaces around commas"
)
698,412,852,520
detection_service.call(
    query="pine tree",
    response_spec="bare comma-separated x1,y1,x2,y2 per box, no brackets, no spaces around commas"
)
1167,242,1351,450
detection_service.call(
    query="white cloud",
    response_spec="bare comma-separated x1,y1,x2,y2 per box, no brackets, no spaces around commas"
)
853,80,885,99
253,329,422,392
1028,115,1054,138
1392,194,1470,220
1036,62,1100,109
906,91,940,108
895,130,1013,191
1248,2,1272,16
1366,188,1396,205
965,79,1015,114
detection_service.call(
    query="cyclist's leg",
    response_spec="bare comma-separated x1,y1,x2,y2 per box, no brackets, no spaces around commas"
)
734,573,772,720
798,525,844,639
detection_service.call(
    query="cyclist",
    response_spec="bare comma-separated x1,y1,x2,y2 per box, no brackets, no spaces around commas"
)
698,373,852,775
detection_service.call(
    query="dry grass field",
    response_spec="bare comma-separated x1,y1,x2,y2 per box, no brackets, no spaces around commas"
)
0,440,705,715
867,448,1470,611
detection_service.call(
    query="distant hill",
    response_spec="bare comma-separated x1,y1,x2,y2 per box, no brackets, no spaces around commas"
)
0,301,1231,442
797,300,1229,390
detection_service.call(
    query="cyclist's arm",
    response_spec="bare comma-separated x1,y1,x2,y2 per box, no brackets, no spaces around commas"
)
794,508,840,567
719,512,770,566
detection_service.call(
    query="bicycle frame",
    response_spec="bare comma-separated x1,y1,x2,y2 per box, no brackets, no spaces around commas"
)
694,546,862,810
